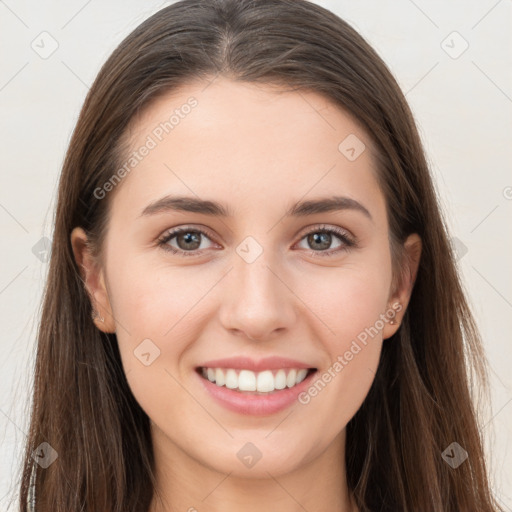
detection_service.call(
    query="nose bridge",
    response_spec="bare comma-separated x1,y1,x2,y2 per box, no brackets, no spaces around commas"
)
233,238,284,308
220,235,296,340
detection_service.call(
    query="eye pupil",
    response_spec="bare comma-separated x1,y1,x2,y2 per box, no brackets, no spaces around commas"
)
308,232,331,250
177,231,201,250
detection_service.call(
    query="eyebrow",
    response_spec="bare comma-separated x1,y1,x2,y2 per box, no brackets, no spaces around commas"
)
140,195,372,221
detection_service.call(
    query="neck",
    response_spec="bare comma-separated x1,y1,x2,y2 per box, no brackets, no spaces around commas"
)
149,425,357,512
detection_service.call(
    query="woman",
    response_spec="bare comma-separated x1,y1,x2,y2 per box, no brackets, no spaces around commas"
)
19,0,503,510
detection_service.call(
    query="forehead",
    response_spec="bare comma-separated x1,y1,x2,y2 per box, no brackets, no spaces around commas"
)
110,77,385,224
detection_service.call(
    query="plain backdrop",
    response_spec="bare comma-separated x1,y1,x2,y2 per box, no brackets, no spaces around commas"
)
0,0,511,509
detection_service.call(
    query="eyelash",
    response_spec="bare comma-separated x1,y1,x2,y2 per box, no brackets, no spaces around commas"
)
157,224,356,258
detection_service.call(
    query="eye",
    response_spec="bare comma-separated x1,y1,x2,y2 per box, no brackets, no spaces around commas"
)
295,224,356,257
157,224,356,258
158,226,218,257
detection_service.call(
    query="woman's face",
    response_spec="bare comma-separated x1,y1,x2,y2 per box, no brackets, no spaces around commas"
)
73,77,419,480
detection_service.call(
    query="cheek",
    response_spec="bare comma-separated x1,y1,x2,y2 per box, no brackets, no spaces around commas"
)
108,252,210,334
108,263,208,424
105,256,207,378
300,263,391,348
293,264,390,420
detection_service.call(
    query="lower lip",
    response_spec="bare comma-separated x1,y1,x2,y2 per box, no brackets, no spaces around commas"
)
196,369,316,416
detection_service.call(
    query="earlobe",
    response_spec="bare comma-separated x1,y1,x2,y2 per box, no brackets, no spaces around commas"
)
70,227,116,333
382,233,422,339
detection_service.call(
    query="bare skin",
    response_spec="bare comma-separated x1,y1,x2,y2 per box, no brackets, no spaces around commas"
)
71,77,421,512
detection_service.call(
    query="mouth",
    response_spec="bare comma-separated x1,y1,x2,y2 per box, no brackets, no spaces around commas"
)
196,366,318,394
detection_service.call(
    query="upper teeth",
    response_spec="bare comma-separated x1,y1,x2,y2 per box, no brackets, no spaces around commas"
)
201,367,309,392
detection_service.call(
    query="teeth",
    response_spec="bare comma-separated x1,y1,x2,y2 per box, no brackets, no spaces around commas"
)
274,369,287,390
238,370,256,391
200,367,310,392
215,368,225,386
286,369,297,388
225,369,238,389
257,370,274,392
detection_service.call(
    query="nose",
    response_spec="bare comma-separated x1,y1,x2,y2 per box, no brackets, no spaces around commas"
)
219,251,297,342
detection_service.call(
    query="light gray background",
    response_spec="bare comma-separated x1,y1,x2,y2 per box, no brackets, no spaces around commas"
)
1,0,511,509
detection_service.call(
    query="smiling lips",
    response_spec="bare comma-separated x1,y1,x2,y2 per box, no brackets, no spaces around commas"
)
200,367,311,393
196,357,318,415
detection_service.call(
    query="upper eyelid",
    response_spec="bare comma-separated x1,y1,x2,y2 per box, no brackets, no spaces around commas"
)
300,223,353,238
159,224,217,243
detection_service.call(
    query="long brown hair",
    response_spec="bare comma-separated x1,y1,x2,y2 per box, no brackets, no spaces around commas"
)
17,0,503,510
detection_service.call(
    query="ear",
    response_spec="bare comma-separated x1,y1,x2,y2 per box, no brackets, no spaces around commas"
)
70,227,116,333
382,233,422,340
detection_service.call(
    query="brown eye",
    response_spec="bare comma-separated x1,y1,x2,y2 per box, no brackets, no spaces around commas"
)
174,231,202,250
306,232,334,251
158,227,216,256
296,225,356,257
